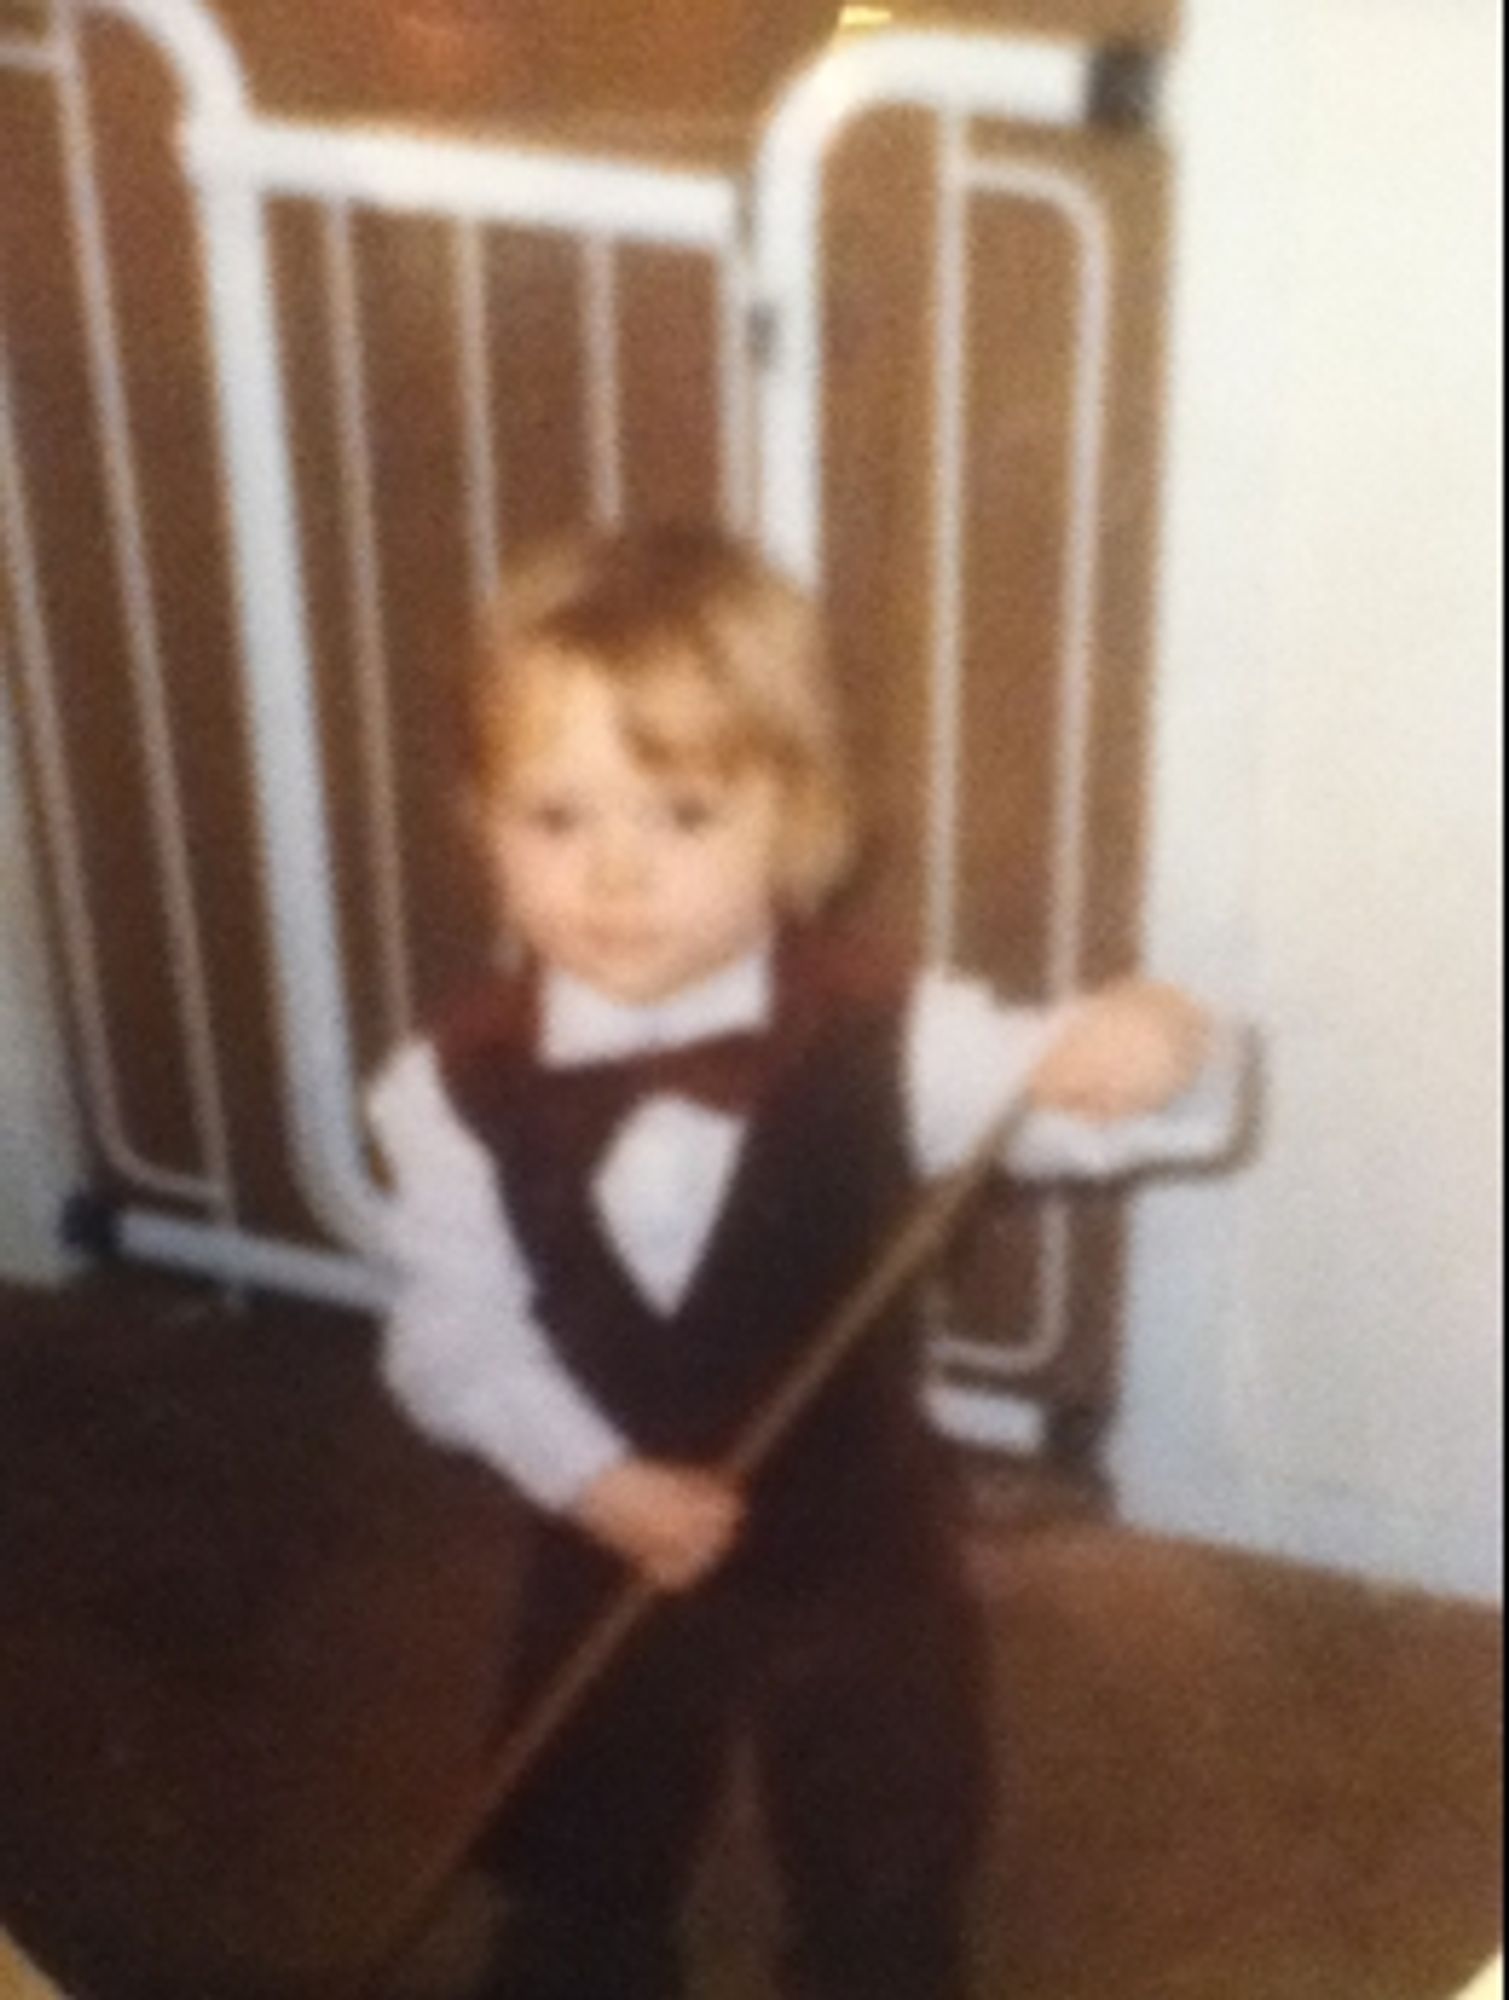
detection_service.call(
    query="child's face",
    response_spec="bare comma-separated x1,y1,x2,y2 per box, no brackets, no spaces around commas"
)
484,660,785,1005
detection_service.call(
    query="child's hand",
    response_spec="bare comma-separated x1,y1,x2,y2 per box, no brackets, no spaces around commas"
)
571,1458,745,1592
1030,979,1210,1124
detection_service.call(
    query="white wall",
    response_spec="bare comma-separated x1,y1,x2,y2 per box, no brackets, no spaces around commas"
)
1124,0,1503,1600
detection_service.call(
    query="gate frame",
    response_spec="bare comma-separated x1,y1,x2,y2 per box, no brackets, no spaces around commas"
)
2,2,1159,1439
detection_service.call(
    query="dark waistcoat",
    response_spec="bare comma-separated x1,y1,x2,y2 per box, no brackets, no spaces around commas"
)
435,930,958,1590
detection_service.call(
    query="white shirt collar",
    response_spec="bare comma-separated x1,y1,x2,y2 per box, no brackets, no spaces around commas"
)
539,946,774,1068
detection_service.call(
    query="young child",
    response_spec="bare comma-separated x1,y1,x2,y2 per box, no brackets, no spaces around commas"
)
367,525,1213,2000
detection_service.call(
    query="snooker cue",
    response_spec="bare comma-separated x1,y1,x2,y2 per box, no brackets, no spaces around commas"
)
351,1088,1030,1996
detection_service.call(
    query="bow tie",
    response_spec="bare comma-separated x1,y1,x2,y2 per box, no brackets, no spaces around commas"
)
527,1029,773,1183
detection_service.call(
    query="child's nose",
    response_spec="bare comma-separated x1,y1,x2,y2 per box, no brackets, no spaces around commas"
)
588,828,652,896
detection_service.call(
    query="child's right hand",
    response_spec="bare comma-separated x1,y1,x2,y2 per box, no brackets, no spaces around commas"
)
571,1458,745,1592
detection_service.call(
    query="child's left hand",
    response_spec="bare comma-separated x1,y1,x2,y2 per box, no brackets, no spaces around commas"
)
1029,979,1210,1124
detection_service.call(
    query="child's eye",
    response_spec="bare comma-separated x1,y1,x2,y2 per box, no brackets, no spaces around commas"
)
516,798,583,837
664,792,723,834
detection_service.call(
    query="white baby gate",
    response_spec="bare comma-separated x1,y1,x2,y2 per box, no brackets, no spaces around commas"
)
0,0,1158,1436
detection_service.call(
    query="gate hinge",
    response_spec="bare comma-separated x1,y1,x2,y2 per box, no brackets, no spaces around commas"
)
1088,43,1163,132
59,1188,122,1261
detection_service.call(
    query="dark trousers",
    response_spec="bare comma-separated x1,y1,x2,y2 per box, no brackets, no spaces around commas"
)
479,1531,990,2000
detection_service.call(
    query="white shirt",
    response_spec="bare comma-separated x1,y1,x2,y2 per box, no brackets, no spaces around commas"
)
367,951,1242,1510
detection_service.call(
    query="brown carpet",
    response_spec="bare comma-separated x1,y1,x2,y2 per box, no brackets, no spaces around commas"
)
0,1273,1500,1999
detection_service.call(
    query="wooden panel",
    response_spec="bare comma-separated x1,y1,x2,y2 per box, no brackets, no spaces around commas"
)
206,0,846,120
203,1,1177,125
816,101,1170,1431
889,0,1178,47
